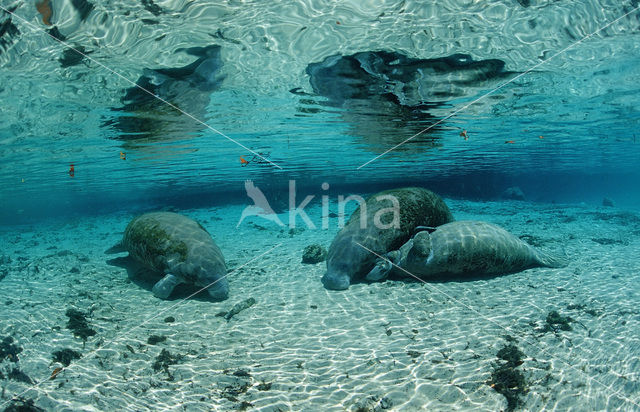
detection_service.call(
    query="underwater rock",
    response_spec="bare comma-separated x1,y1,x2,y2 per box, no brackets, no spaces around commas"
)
217,298,256,321
1,336,23,362
301,244,327,264
65,308,97,341
147,335,167,345
501,186,525,201
602,197,614,207
164,316,175,323
323,187,454,290
368,221,567,282
106,45,224,143
106,212,228,301
256,381,272,391
52,348,82,367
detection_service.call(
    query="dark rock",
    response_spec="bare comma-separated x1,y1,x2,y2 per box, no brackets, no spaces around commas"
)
301,244,327,264
164,316,175,323
52,348,82,366
257,381,272,391
602,198,614,207
147,335,167,345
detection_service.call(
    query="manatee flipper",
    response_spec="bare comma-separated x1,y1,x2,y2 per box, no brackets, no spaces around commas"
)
366,248,405,282
366,253,394,281
106,255,136,268
105,242,126,254
152,274,182,299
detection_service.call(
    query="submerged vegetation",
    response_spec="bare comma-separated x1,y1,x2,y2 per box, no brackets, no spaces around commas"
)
489,342,527,412
65,308,97,341
542,310,573,333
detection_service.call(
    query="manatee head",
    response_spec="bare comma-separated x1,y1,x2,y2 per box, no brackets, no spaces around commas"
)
321,265,351,290
179,254,229,301
322,235,370,290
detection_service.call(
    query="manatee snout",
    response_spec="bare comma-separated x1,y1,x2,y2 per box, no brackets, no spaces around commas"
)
196,264,229,300
206,279,229,300
321,270,350,290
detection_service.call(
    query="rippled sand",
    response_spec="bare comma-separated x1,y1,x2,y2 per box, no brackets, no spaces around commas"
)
1,198,639,411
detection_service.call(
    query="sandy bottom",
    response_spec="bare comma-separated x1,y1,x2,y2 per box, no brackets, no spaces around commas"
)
1,197,639,411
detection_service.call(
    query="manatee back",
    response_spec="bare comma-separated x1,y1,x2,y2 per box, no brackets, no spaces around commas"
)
423,221,537,277
123,212,223,275
327,187,453,280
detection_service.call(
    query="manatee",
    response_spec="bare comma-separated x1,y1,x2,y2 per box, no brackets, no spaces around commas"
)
322,187,454,290
366,220,567,282
106,212,228,300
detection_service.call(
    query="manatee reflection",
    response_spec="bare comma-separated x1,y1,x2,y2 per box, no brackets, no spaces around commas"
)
106,45,224,146
303,51,515,153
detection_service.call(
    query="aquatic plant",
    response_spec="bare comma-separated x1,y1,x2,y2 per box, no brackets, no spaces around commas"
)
543,310,573,333
0,336,22,362
152,349,183,374
489,364,526,412
497,345,525,367
301,244,327,264
489,343,528,412
65,308,97,341
1,396,45,412
51,348,81,366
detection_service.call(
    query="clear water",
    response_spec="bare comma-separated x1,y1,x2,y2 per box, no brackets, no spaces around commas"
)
1,0,639,410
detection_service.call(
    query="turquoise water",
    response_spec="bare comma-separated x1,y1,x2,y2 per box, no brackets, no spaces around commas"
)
1,1,640,411
1,0,639,223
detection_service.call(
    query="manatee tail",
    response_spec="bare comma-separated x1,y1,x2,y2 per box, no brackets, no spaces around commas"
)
534,248,569,268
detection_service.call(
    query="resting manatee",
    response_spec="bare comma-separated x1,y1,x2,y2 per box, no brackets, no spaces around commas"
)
366,220,567,282
322,187,454,290
106,212,228,300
